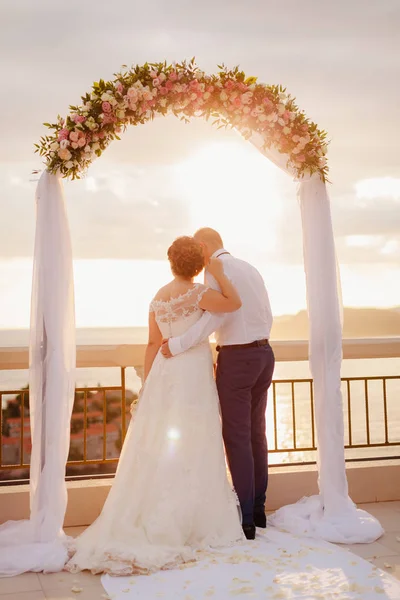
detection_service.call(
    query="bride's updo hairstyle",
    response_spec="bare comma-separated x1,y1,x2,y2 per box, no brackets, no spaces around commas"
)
167,236,205,279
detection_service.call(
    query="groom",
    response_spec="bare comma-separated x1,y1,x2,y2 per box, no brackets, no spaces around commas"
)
161,228,275,540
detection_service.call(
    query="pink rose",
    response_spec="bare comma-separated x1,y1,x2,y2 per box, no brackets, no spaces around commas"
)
116,83,124,94
234,97,242,108
169,71,178,81
189,80,199,89
129,102,137,111
207,85,214,92
71,142,79,149
152,78,161,87
159,87,168,96
301,124,308,132
127,87,139,100
77,136,86,147
58,128,69,141
74,115,86,123
297,154,306,162
102,101,112,113
224,79,234,90
165,80,174,90
69,131,79,142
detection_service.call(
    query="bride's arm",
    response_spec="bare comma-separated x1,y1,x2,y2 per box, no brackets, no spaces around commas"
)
144,311,162,381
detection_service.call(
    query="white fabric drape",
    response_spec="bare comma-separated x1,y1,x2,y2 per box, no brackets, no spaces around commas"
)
0,171,76,576
248,133,383,543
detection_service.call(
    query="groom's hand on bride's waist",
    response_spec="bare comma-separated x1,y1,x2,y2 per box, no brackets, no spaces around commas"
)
161,339,173,358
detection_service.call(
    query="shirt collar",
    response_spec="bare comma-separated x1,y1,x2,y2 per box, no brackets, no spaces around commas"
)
211,248,227,259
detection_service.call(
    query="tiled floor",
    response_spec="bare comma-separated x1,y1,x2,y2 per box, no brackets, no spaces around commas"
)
0,502,399,599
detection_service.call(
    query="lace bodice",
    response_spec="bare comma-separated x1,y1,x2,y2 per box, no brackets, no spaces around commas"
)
150,283,208,338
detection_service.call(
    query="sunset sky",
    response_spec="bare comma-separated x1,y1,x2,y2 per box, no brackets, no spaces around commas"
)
0,1,399,328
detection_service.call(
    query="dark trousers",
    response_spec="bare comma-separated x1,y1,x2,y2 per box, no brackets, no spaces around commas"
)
216,343,275,525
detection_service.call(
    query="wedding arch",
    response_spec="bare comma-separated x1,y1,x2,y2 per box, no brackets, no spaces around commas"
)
0,60,382,576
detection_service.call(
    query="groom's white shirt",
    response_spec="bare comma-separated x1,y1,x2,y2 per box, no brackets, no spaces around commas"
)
168,249,273,356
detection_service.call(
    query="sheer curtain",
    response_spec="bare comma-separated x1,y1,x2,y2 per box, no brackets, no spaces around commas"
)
0,171,76,576
248,132,383,543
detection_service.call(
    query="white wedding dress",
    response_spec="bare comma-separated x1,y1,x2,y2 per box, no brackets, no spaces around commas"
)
66,283,243,575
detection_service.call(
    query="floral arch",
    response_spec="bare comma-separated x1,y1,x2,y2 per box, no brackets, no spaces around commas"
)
36,59,328,182
0,61,382,577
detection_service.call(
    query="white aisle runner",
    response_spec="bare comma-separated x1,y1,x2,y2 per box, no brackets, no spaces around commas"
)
101,528,400,600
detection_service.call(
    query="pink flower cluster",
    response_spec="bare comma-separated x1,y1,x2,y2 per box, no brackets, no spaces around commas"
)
39,63,328,180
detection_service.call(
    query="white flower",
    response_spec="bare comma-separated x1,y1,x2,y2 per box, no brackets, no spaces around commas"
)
283,126,291,134
50,141,60,151
159,98,168,107
243,106,251,114
203,91,211,100
278,118,285,126
220,91,228,101
159,72,166,82
92,142,100,151
65,161,74,169
101,92,112,102
258,114,267,122
60,139,70,149
277,103,286,114
241,92,253,104
116,109,125,119
84,145,91,153
267,112,278,122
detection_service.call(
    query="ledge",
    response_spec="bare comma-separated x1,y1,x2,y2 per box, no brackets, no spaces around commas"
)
1,461,399,527
1,337,399,370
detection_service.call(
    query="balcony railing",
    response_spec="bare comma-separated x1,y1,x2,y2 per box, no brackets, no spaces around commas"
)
1,338,399,483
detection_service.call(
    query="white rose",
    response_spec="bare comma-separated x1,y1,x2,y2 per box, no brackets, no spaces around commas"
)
84,145,91,153
116,109,125,119
159,98,168,107
60,139,70,149
159,73,166,82
190,93,197,101
278,118,285,126
243,106,251,114
220,91,228,101
203,92,211,100
283,126,291,134
92,142,100,151
258,114,267,122
101,93,112,102
241,92,253,105
65,161,74,169
50,141,60,151
277,103,285,114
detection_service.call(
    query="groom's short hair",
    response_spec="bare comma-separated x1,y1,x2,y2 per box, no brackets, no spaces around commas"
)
194,228,224,248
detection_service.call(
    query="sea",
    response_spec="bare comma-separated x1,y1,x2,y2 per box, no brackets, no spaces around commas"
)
1,327,399,465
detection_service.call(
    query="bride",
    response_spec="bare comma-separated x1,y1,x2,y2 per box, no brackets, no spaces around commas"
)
66,236,245,575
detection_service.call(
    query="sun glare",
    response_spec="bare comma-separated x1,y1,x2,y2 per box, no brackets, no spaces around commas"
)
173,141,285,255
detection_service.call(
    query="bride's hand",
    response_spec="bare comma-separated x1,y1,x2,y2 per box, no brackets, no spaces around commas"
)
206,257,224,280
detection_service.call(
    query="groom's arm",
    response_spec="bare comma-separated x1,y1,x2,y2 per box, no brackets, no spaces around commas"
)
166,270,224,356
167,311,225,356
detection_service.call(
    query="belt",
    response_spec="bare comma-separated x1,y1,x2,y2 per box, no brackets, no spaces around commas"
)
216,339,269,351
